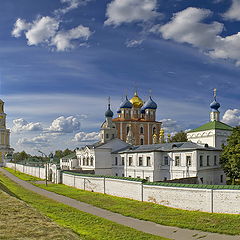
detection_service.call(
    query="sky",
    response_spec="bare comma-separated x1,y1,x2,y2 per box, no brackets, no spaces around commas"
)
0,0,240,155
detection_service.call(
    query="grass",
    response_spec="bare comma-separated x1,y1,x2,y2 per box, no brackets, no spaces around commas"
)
0,171,167,240
5,167,43,181
0,189,79,240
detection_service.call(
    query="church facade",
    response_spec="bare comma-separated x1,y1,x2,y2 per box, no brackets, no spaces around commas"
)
113,92,162,145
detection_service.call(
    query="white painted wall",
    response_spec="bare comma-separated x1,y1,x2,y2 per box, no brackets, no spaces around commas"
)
62,172,240,214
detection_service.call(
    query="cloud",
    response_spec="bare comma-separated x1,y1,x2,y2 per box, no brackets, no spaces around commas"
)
48,116,81,133
17,135,50,148
158,7,223,49
105,0,159,26
11,18,31,37
12,118,43,133
160,118,182,134
223,0,240,21
222,109,240,126
55,0,92,15
51,25,92,51
125,39,143,47
73,131,100,142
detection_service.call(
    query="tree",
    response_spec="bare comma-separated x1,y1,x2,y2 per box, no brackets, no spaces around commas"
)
170,131,188,143
13,151,30,162
54,148,74,159
220,126,240,184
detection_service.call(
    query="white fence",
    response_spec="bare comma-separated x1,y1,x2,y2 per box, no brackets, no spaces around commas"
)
63,172,240,214
5,162,46,179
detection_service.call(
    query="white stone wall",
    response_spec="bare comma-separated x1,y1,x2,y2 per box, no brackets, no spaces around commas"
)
62,172,240,214
5,162,45,179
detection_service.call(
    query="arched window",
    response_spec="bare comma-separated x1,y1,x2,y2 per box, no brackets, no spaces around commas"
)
83,158,86,165
140,138,144,145
86,157,89,166
126,126,130,134
153,127,156,134
140,126,144,134
90,157,94,166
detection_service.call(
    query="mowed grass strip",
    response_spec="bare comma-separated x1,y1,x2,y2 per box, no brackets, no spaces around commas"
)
0,189,79,240
0,171,168,240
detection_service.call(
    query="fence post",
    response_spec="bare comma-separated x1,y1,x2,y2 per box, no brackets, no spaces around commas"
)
73,175,75,187
210,189,214,213
83,178,86,190
141,182,144,202
103,177,106,194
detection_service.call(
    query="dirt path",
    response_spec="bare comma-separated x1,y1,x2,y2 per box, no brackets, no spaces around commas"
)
1,168,239,240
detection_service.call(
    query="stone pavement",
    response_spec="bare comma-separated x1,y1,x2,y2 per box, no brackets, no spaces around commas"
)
1,168,239,240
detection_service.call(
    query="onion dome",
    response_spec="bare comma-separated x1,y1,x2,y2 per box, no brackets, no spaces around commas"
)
142,96,157,110
130,92,144,108
105,104,113,117
120,96,132,109
210,100,220,112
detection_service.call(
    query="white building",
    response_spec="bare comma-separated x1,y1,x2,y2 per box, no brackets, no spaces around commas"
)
72,90,230,185
187,89,233,148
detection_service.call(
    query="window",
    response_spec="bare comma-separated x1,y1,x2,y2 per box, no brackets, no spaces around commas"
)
214,155,217,166
90,157,94,166
106,133,109,139
220,175,223,183
127,126,130,134
200,156,203,167
147,156,151,166
138,157,143,166
153,127,156,134
116,173,118,176
200,177,203,183
164,177,167,181
145,177,150,182
140,138,144,145
115,157,118,165
86,157,89,166
164,156,168,165
121,157,125,165
137,176,140,178
186,156,192,166
140,126,144,134
112,134,115,139
122,173,124,177
175,156,180,166
83,158,86,165
128,157,133,166
207,155,210,166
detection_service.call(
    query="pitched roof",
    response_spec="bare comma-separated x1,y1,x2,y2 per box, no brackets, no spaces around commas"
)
188,121,233,133
61,153,77,160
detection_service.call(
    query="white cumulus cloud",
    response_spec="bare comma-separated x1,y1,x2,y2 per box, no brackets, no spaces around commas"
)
12,118,43,133
125,39,143,48
48,116,81,133
223,0,240,21
12,16,92,51
105,0,159,26
73,131,100,142
222,109,240,126
159,7,223,49
52,25,92,51
160,118,182,135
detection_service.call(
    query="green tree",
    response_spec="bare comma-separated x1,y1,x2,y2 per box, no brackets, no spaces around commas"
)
170,131,188,142
220,126,240,184
13,151,30,162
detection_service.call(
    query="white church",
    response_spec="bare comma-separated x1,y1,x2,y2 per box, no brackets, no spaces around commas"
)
60,90,233,185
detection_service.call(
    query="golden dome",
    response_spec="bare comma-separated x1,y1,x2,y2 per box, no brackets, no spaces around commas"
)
130,92,143,108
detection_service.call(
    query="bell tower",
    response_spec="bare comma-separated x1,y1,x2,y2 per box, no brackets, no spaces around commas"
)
0,99,13,166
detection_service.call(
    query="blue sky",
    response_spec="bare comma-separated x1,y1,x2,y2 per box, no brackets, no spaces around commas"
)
0,0,239,154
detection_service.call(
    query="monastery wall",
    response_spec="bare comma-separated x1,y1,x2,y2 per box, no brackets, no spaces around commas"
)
5,162,45,179
5,163,240,214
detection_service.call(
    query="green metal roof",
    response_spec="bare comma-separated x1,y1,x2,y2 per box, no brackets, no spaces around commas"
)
188,121,233,133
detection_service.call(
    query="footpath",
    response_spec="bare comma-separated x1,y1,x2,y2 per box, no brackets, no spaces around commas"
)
1,168,239,240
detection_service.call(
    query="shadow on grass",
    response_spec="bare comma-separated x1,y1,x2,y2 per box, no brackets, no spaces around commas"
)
0,180,21,200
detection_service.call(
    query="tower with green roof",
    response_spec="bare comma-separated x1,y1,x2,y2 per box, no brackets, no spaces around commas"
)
187,89,233,149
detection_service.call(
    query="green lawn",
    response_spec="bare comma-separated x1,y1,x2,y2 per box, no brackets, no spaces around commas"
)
0,171,167,240
0,189,79,240
5,167,240,235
